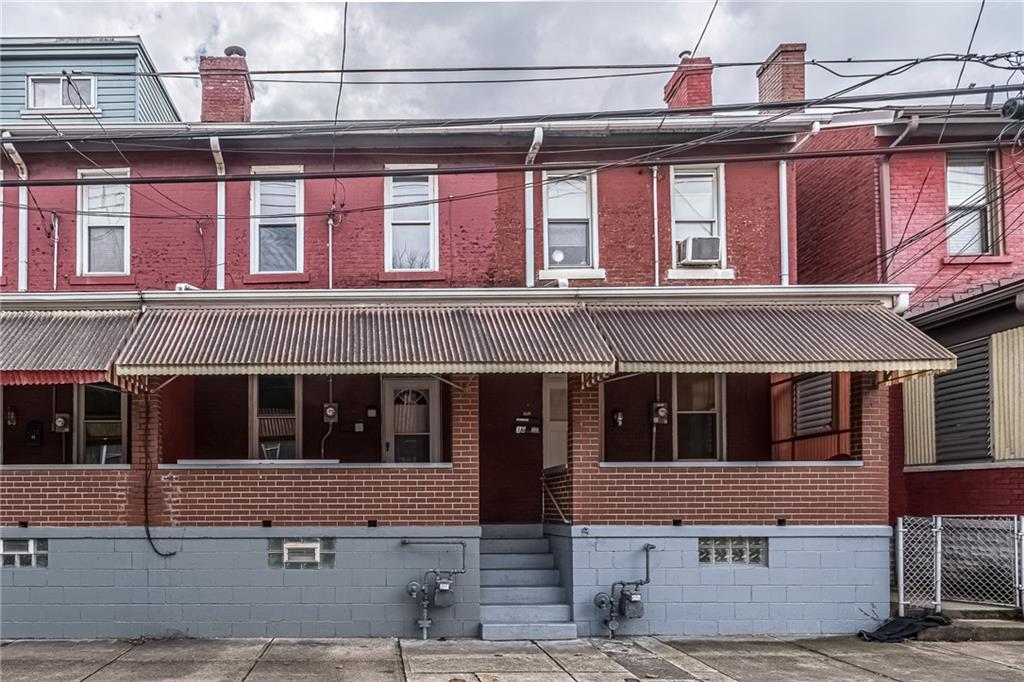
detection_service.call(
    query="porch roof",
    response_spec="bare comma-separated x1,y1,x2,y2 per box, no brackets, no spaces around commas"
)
0,309,138,385
588,303,957,373
115,305,615,375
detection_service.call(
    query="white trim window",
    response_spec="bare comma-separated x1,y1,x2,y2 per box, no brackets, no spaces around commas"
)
946,153,995,256
77,169,130,275
672,373,724,460
27,75,96,110
75,383,128,465
0,539,48,568
249,375,303,459
384,166,439,271
251,167,304,273
670,165,725,268
543,170,599,270
382,377,442,463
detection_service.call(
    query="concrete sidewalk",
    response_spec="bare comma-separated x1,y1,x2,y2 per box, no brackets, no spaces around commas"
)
1,635,1022,681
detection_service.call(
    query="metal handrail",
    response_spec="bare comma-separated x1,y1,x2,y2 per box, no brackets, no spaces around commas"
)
540,475,569,525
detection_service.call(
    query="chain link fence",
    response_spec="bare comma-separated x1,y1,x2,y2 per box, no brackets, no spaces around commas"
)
897,515,1023,616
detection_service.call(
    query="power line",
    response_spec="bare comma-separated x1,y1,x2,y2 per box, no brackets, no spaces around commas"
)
938,0,988,144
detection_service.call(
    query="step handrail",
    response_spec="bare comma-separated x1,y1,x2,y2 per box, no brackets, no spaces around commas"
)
540,475,570,525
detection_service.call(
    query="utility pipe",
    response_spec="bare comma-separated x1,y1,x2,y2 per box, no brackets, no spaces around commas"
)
524,127,543,287
651,166,660,286
778,160,790,286
50,212,58,291
3,134,29,291
210,137,226,290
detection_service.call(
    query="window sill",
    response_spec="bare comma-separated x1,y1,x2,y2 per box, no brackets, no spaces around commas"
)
378,270,447,282
666,267,735,280
68,274,136,286
0,464,131,470
242,272,310,284
942,255,1013,266
20,107,103,118
537,268,607,281
160,459,453,470
599,460,863,468
904,459,1024,473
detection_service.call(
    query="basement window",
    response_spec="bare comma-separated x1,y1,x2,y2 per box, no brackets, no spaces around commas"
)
267,537,335,569
0,539,48,568
699,537,766,566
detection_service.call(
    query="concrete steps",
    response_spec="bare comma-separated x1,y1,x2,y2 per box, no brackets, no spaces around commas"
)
918,619,1024,642
479,525,577,641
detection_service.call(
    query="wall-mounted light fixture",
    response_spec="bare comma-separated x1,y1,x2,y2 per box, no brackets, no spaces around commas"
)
5,406,15,426
611,410,624,428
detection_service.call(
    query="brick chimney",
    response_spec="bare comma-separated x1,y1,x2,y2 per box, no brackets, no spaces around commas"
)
199,45,255,123
757,43,806,109
663,55,713,109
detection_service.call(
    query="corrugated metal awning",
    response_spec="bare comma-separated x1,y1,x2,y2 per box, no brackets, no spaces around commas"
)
588,304,956,373
0,310,138,385
116,305,616,375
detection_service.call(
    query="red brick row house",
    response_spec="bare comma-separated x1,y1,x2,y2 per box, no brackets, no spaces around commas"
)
0,40,955,639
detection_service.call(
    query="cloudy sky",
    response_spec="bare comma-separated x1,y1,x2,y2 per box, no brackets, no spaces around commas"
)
2,0,1022,121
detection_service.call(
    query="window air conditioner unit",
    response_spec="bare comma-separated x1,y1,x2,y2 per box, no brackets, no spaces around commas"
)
675,236,721,265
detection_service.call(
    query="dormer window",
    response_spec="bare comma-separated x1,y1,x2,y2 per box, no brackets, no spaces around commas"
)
27,75,96,110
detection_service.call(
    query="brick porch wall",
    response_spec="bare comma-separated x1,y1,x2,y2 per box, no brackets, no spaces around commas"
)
563,373,890,525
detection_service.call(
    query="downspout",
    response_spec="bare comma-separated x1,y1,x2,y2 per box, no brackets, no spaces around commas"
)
210,137,226,290
524,126,543,288
3,134,29,291
50,212,59,291
880,116,917,283
778,160,790,286
651,166,660,286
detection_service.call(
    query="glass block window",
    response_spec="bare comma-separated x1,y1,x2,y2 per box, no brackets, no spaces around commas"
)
267,537,335,569
698,537,766,565
0,538,48,568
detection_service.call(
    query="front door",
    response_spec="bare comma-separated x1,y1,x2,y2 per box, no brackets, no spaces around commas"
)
542,374,568,469
382,378,441,463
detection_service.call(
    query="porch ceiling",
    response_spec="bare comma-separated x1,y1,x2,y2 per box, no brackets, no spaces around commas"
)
588,303,957,373
114,305,616,375
0,309,138,385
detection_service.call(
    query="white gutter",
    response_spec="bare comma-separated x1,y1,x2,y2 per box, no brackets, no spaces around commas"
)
651,166,660,286
210,137,226,290
778,160,790,286
789,120,820,153
524,127,543,288
2,133,30,291
0,284,918,310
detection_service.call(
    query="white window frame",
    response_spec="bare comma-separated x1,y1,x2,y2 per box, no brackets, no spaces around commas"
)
283,541,321,566
668,163,728,276
381,377,442,463
0,538,48,568
541,169,601,275
73,383,129,465
383,164,440,272
26,74,97,110
248,375,304,459
250,166,304,274
945,152,997,256
671,373,726,461
76,168,131,276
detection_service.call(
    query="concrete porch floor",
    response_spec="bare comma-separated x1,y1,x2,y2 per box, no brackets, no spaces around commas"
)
2,635,1023,681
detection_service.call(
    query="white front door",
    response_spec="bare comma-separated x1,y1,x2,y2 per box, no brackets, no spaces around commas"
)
382,378,441,463
542,374,568,469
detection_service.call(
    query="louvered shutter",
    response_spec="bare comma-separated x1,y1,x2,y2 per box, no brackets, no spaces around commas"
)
902,375,936,465
935,337,991,462
794,373,834,435
991,326,1024,461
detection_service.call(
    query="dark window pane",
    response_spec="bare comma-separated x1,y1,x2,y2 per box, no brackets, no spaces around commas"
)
85,385,121,419
676,413,717,459
395,434,431,463
258,376,295,412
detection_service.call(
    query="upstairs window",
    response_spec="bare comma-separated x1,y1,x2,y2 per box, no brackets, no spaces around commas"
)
793,373,835,436
946,153,996,256
544,171,597,269
78,169,130,275
672,167,723,267
385,170,439,271
251,168,304,273
27,75,95,109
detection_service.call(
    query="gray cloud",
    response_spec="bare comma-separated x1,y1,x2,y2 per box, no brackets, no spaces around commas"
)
2,1,1022,121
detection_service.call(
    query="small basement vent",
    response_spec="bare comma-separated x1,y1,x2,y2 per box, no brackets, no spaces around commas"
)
699,537,767,565
267,537,336,569
0,539,48,568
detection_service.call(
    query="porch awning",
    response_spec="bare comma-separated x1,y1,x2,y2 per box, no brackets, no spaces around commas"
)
0,310,138,385
588,303,957,373
115,305,616,375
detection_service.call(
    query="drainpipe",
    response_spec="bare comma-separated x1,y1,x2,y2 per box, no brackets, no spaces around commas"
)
879,116,917,283
50,212,59,291
210,137,226,290
651,166,660,286
524,127,543,287
778,160,790,286
2,134,29,292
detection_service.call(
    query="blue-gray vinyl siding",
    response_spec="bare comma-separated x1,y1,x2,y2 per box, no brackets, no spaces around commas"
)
136,56,178,123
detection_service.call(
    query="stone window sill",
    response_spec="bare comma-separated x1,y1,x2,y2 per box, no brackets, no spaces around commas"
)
242,272,311,284
160,459,453,470
666,267,735,280
904,459,1024,473
68,274,136,286
0,464,131,470
378,270,447,282
942,255,1013,266
600,460,863,468
538,268,607,281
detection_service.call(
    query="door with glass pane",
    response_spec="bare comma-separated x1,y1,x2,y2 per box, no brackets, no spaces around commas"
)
673,374,723,460
542,375,568,469
383,378,441,463
250,375,301,459
76,384,127,464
